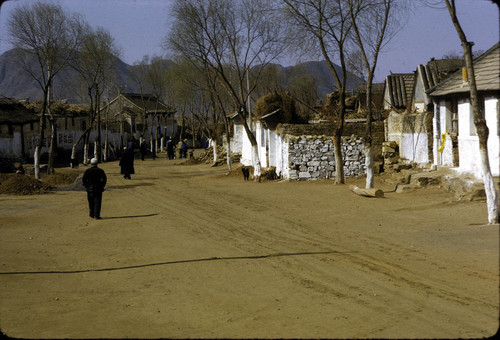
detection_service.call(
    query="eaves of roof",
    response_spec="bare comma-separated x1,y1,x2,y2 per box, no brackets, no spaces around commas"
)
428,42,500,97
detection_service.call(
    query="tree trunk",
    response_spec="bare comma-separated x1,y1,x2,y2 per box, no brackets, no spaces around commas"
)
34,146,41,180
365,77,374,189
333,132,344,184
96,108,101,162
83,136,89,165
47,118,56,174
350,185,384,198
224,119,232,173
71,144,77,168
241,117,261,181
34,90,48,179
212,139,218,164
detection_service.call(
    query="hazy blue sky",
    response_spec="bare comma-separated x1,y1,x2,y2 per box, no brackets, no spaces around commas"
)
0,0,498,82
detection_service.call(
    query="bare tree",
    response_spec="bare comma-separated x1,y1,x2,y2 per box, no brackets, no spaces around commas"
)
7,1,85,178
167,0,288,180
70,26,120,164
443,0,498,224
347,0,398,189
283,0,353,184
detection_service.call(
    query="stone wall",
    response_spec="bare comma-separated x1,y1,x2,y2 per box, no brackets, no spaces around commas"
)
286,135,365,180
277,121,384,160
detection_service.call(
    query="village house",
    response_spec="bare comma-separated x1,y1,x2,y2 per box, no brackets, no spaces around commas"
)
384,58,463,166
1,92,177,164
0,98,38,160
0,98,93,162
428,42,500,179
100,92,177,151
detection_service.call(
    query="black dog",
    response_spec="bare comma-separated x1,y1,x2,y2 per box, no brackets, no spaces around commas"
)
242,167,250,180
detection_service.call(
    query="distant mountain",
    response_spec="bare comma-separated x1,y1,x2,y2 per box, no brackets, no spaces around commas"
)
0,48,362,104
0,48,141,103
283,60,362,97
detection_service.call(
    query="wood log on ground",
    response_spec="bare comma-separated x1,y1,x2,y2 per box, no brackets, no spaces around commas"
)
349,185,384,198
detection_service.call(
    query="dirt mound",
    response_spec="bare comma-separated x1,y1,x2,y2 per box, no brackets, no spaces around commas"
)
179,157,202,165
0,168,83,195
42,171,82,187
0,174,54,195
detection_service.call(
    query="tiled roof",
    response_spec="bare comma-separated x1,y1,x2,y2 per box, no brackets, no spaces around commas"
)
419,58,464,91
121,93,174,113
385,73,415,109
428,42,500,97
0,98,37,124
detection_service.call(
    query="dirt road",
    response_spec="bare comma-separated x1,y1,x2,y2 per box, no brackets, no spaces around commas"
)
0,157,498,338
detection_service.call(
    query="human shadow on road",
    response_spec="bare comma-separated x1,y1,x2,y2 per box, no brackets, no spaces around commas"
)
106,182,155,189
102,213,158,219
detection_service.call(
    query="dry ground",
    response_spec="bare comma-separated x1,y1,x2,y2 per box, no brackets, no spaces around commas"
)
0,156,498,339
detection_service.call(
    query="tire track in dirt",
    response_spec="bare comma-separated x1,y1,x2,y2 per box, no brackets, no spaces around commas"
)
99,160,498,337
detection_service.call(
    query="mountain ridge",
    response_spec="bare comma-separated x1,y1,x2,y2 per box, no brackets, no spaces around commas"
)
0,48,362,104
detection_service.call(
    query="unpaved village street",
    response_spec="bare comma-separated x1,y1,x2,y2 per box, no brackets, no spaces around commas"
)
0,157,498,339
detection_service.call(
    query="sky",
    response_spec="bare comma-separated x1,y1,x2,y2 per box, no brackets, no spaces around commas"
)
0,0,498,82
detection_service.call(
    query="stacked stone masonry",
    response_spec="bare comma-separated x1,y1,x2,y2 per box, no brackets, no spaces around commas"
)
287,135,366,180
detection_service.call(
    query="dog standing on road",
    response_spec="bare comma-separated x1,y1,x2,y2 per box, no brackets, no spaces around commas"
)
242,167,250,180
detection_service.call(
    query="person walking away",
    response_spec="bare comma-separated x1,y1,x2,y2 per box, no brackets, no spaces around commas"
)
181,139,188,158
83,158,107,219
119,145,135,179
140,140,147,161
167,139,176,159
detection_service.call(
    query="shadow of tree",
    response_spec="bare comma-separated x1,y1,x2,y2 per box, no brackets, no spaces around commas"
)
107,182,155,189
102,213,159,219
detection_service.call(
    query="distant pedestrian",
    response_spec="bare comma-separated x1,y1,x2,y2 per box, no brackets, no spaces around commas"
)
119,145,135,179
167,139,175,159
140,140,147,161
82,158,107,220
181,139,188,158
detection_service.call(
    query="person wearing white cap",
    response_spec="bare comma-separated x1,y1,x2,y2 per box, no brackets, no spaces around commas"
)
82,158,107,219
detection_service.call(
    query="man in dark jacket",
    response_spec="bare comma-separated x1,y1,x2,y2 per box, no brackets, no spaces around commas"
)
83,158,107,219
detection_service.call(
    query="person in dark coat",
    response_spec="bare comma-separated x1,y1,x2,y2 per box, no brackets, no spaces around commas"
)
180,140,188,158
82,158,107,219
140,140,147,161
166,139,175,160
119,145,135,179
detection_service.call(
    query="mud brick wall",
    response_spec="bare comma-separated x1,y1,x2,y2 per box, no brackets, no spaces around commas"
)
286,135,366,180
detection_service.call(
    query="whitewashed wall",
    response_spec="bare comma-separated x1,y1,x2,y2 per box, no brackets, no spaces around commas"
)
434,97,499,179
386,111,431,165
433,101,455,166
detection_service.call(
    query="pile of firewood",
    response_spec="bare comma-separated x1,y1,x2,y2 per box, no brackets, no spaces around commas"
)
196,146,241,165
